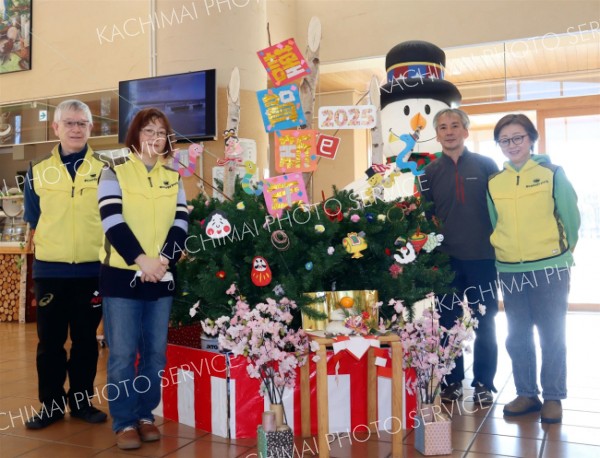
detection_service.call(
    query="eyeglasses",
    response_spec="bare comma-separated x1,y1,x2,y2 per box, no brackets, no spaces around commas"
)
140,127,168,139
61,120,90,129
498,134,528,148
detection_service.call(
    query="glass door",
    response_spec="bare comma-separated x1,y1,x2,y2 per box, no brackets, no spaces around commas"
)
544,114,600,306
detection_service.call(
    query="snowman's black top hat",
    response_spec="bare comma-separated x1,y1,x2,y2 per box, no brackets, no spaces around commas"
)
380,40,461,109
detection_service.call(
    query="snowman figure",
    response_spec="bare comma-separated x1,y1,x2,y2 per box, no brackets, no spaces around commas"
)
380,41,462,172
346,41,462,202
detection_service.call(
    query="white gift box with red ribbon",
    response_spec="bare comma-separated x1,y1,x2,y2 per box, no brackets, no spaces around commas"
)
154,341,416,438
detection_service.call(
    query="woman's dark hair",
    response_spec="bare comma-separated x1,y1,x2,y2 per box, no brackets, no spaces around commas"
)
493,114,539,149
124,107,175,158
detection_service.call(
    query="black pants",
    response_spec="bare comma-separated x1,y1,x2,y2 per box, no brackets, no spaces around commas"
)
34,277,102,413
436,258,499,391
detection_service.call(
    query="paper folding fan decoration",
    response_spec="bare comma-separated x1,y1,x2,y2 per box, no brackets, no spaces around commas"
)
274,129,317,173
257,38,311,86
256,84,306,132
262,173,309,217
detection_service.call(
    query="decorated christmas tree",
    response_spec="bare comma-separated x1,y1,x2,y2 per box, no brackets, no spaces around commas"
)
171,180,454,327
171,36,462,331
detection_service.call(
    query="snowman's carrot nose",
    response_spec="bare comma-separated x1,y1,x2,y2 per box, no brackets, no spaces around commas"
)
410,113,426,131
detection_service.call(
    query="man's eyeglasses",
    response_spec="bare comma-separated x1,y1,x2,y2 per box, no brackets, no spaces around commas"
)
498,134,528,148
141,127,168,139
61,120,90,129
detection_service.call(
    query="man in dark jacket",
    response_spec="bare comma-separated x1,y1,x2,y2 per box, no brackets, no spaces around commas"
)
419,108,499,406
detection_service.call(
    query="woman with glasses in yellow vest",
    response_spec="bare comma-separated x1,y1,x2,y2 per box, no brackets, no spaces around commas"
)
487,114,580,424
97,108,188,449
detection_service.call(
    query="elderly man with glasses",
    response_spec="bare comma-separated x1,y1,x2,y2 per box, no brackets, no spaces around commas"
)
23,99,107,429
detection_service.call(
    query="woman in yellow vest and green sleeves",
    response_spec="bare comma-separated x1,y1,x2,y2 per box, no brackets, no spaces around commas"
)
487,114,580,424
98,108,188,449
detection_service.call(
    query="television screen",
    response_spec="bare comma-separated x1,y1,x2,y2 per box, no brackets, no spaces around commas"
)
118,70,217,143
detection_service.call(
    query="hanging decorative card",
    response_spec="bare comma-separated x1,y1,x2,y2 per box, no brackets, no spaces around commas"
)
173,143,203,177
257,85,306,132
212,166,246,202
318,105,377,130
316,134,341,160
239,138,258,163
274,130,317,173
257,38,311,86
262,173,309,217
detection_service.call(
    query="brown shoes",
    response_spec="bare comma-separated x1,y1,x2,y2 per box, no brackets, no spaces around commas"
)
115,420,160,449
503,395,542,416
116,426,141,450
503,396,562,423
138,419,161,442
541,400,562,424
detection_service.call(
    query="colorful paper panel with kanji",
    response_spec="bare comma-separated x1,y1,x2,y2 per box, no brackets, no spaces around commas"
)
262,173,309,217
257,38,311,86
274,130,317,173
256,85,306,132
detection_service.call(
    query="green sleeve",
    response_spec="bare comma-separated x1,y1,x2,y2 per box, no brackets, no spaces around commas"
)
554,167,581,251
487,191,497,229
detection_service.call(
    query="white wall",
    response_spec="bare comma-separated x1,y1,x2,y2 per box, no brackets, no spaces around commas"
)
295,0,600,63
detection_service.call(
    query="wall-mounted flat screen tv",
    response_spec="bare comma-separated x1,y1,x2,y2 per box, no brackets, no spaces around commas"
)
118,69,217,143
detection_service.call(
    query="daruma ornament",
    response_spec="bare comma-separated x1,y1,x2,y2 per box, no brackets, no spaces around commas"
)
251,256,273,287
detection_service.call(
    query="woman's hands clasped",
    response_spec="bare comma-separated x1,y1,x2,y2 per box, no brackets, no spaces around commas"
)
135,254,169,283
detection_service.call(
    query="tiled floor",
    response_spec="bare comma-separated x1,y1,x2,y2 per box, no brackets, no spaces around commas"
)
1,311,599,457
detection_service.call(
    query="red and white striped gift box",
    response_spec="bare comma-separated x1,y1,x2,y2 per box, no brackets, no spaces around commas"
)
154,344,230,437
154,344,416,438
298,349,416,436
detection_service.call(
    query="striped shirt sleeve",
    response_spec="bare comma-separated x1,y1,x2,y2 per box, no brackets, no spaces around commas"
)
97,167,145,265
160,179,189,268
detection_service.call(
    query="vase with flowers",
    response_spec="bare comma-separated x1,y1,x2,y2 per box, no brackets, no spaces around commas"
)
210,284,314,431
391,295,482,455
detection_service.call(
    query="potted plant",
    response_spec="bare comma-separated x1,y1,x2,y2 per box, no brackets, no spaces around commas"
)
392,296,481,455
211,284,313,429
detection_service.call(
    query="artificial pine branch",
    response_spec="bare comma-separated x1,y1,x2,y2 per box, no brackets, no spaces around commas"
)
172,181,454,329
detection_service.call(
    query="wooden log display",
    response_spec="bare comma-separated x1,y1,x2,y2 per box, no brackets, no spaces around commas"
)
0,253,22,322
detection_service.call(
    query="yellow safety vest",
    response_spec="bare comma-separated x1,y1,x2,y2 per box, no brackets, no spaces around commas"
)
488,160,567,263
100,153,180,270
31,145,104,263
